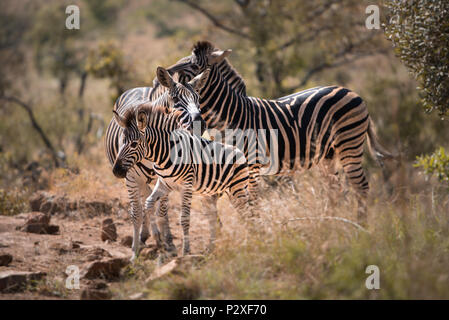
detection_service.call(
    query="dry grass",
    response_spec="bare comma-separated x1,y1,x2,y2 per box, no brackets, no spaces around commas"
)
110,163,449,300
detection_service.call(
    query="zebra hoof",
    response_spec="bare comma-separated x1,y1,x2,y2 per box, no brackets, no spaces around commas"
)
140,232,150,244
166,246,178,258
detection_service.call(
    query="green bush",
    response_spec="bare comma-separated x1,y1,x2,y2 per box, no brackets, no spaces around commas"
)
384,0,449,115
415,147,449,186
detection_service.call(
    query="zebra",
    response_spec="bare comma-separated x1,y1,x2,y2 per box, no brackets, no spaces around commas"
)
106,66,207,261
162,41,394,222
112,103,254,256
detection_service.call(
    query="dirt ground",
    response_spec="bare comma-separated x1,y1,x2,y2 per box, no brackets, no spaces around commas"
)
0,194,214,300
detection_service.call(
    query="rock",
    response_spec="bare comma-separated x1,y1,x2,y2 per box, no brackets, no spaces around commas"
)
80,288,112,300
72,242,81,249
81,258,129,280
85,247,112,262
101,218,117,242
0,254,13,266
19,212,59,235
0,271,46,293
86,280,108,290
80,280,112,299
129,292,145,300
25,212,50,225
46,225,60,234
29,192,47,212
146,259,180,283
120,236,133,248
145,255,205,283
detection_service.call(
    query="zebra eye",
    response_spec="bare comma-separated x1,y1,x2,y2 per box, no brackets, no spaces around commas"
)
130,142,138,148
191,64,199,72
172,96,179,103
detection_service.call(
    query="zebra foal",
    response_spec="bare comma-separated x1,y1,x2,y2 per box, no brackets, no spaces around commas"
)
113,103,254,257
108,67,207,260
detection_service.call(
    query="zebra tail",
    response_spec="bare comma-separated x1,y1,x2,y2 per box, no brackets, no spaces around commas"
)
366,118,396,166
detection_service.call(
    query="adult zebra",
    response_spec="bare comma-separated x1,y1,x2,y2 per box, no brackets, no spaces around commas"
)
163,41,394,222
105,66,207,260
112,103,253,256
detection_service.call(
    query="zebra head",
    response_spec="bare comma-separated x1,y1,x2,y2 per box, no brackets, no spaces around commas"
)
155,66,208,134
166,41,232,81
112,107,149,179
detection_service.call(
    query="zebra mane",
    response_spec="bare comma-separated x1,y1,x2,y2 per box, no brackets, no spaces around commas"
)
193,41,247,96
217,58,247,96
136,103,181,131
120,105,141,129
193,41,215,56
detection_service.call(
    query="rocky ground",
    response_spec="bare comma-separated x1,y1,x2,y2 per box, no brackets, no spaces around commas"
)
0,191,212,300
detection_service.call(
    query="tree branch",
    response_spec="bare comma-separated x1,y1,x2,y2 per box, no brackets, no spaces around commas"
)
278,0,341,49
0,95,63,167
287,33,387,91
174,0,252,40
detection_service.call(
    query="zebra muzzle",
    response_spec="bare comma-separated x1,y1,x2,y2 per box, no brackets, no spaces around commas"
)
112,161,128,179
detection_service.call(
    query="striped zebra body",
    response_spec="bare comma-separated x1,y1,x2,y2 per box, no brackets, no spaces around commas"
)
113,105,252,256
105,86,167,253
105,67,207,260
165,41,393,221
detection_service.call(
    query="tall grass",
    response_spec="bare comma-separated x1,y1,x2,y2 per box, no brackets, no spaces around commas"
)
113,166,449,299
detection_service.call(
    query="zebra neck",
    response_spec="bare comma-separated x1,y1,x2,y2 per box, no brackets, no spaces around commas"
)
144,114,179,165
217,59,246,96
200,63,252,130
151,91,171,109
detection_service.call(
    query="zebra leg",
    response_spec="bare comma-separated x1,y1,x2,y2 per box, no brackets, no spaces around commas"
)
125,169,146,262
319,157,345,206
227,187,260,241
139,182,152,244
203,195,219,253
341,161,369,225
228,184,256,221
156,195,177,257
248,168,261,202
180,179,193,256
144,179,170,250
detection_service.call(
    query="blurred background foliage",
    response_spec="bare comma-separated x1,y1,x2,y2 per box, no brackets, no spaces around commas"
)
0,0,448,190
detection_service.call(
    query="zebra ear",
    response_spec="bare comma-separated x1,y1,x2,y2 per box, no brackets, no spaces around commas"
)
136,110,148,132
188,68,210,91
156,66,175,89
113,110,127,128
209,49,232,65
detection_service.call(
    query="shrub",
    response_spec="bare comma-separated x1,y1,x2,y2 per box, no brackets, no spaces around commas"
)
384,0,449,115
415,147,449,186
